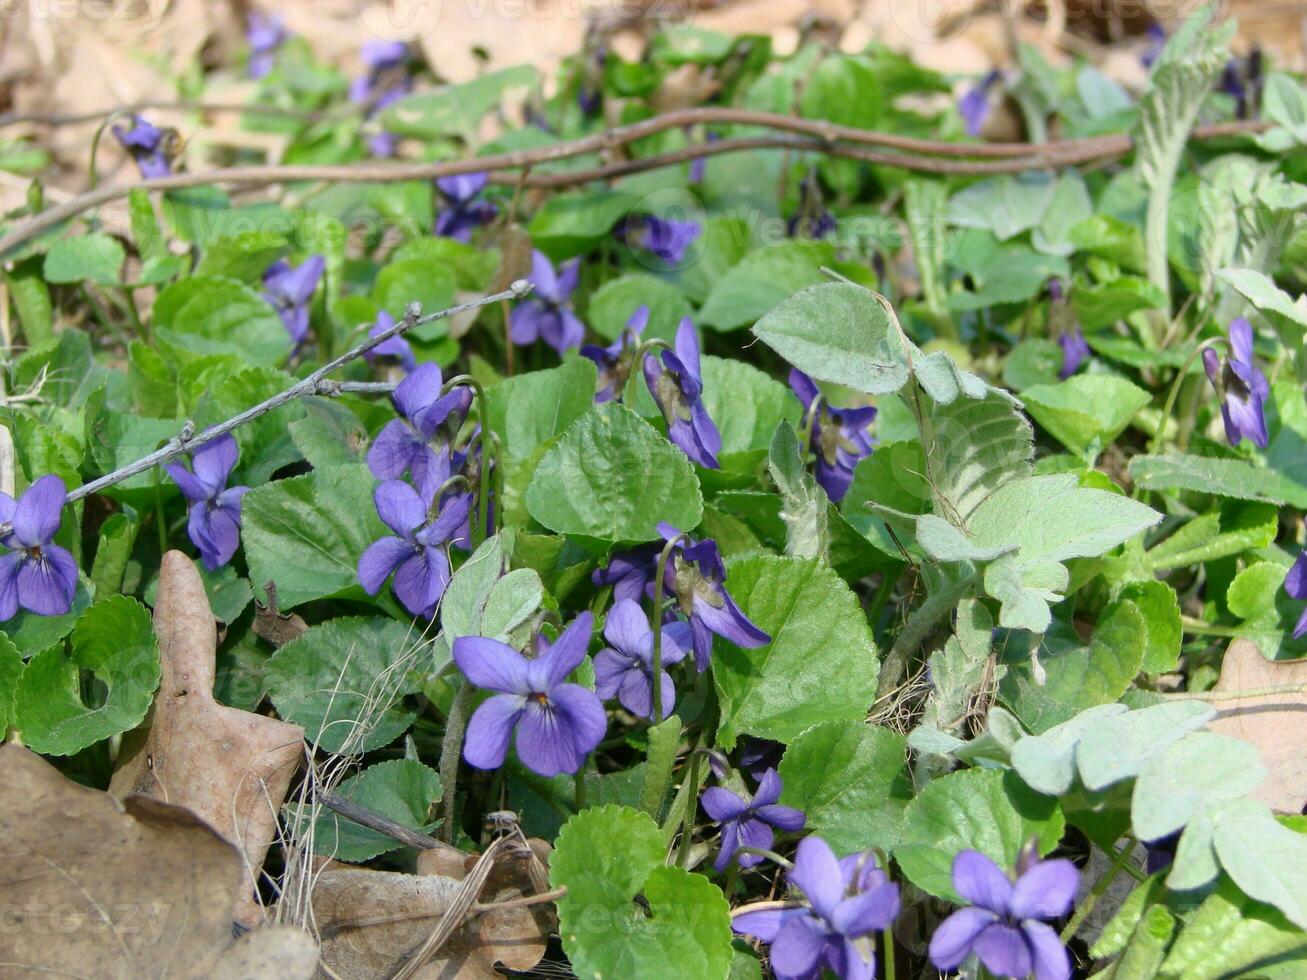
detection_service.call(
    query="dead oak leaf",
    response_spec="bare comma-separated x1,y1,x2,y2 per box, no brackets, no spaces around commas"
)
1208,638,1307,815
111,551,304,927
0,744,312,979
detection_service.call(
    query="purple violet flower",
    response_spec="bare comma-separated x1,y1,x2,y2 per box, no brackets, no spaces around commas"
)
1202,317,1269,449
367,363,471,496
577,45,607,116
580,304,648,402
739,736,786,780
591,543,660,603
643,318,722,469
455,612,607,777
350,40,411,158
1285,550,1307,640
434,172,498,243
262,256,325,347
363,310,416,374
357,474,472,619
510,250,586,355
689,132,719,184
593,599,692,721
928,849,1078,980
0,475,78,619
1058,326,1089,379
164,435,251,572
111,116,173,179
702,768,805,872
1221,46,1263,120
656,522,770,670
246,12,287,79
621,214,701,265
959,70,1002,137
1142,23,1167,69
732,835,900,980
789,369,876,503
787,177,837,240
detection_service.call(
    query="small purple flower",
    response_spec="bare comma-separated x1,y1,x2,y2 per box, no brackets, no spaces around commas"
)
656,522,769,670
733,836,900,980
1058,326,1089,379
510,251,586,355
111,116,173,179
350,40,412,158
591,542,660,603
621,214,701,265
435,172,498,243
593,599,691,721
357,476,472,619
1221,46,1263,120
367,363,471,496
1286,550,1307,640
689,132,719,184
0,475,78,619
1142,23,1167,69
643,318,722,469
928,849,1078,980
789,370,876,503
363,310,416,374
164,435,250,572
580,305,648,402
787,177,837,241
262,256,324,347
246,12,287,79
959,70,1002,137
702,768,805,872
1203,317,1269,449
739,736,786,780
455,612,607,777
577,45,607,116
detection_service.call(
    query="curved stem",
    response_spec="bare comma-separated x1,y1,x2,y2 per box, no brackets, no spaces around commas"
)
438,680,474,843
650,533,689,726
731,846,795,870
675,749,704,868
1147,337,1226,455
1060,839,1137,944
622,338,673,407
441,374,494,547
88,110,131,191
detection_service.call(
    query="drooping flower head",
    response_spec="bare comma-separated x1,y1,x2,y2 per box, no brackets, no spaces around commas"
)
788,370,875,503
787,177,837,241
580,305,648,402
246,12,287,79
262,255,325,347
455,612,607,777
350,39,412,158
1202,317,1269,449
112,116,175,179
688,132,719,184
702,768,805,872
434,172,498,243
656,522,770,670
164,435,251,571
643,318,722,469
959,69,1002,137
510,250,586,355
363,310,417,374
1221,45,1264,120
577,44,607,116
591,542,660,603
593,599,691,721
733,835,901,980
1057,326,1089,380
1285,548,1307,640
621,214,701,265
928,848,1078,980
367,362,472,497
0,475,78,619
357,468,472,619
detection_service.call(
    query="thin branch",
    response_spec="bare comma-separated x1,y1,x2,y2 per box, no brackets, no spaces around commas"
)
0,108,1267,258
319,793,442,851
0,101,352,128
63,284,529,506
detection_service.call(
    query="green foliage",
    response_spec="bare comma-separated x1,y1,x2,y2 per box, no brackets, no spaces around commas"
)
303,759,441,862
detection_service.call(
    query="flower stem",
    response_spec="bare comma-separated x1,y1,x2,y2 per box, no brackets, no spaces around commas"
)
622,338,672,406
1147,337,1224,455
438,680,474,843
441,374,495,547
1060,838,1137,944
650,533,689,727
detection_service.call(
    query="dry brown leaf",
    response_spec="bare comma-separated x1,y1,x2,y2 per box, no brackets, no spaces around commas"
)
0,744,240,978
1208,638,1307,815
252,581,310,649
311,838,552,979
111,551,304,928
210,925,321,980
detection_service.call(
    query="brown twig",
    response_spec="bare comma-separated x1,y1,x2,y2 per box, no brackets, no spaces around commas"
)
0,108,1267,259
0,101,350,127
319,792,442,851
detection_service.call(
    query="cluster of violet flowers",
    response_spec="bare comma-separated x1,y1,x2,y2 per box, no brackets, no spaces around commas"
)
357,363,476,619
730,834,1078,980
350,39,413,158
